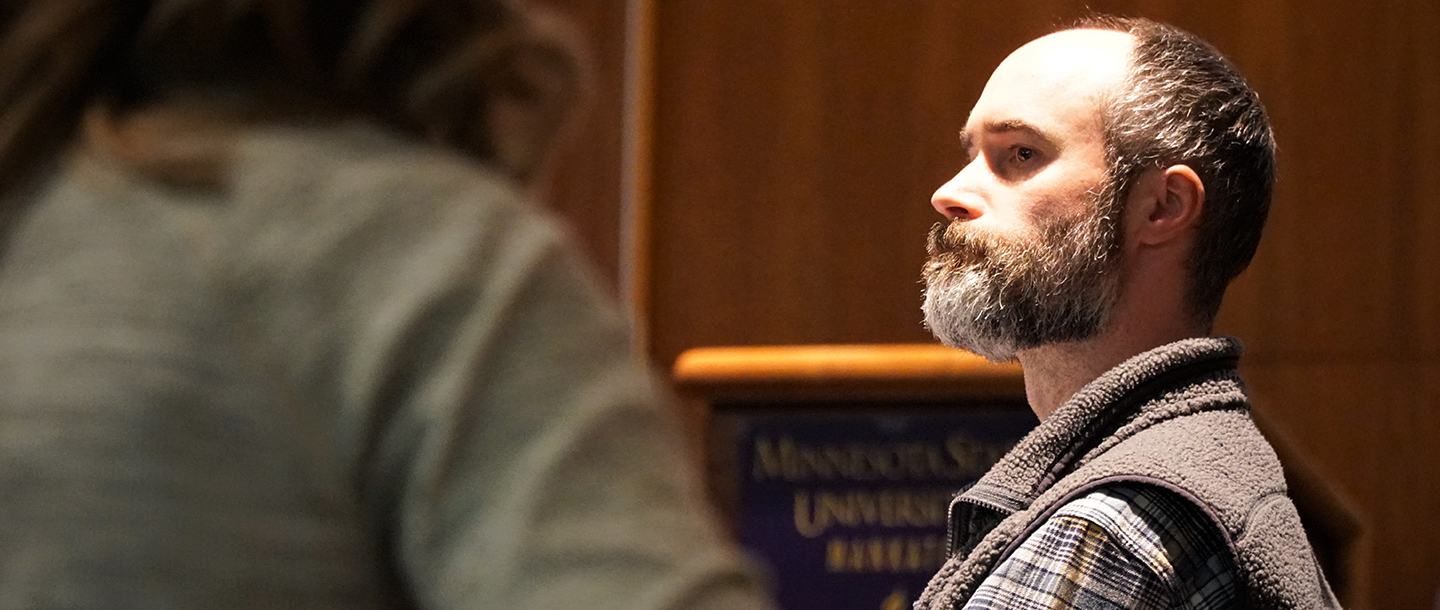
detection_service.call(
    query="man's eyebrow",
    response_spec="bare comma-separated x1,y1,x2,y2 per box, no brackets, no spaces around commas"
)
982,119,1058,147
958,120,1058,159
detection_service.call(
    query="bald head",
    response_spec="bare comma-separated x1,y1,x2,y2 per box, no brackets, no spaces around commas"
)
989,29,1134,99
966,29,1134,161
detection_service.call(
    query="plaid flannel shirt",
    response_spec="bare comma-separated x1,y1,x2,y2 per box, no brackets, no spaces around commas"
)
962,484,1239,609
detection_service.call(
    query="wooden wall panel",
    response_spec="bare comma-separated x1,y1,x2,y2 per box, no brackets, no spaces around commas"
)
1407,368,1440,599
650,2,999,366
1219,2,1413,361
641,2,1439,608
1412,0,1440,354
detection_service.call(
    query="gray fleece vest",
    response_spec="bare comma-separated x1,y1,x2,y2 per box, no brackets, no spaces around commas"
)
915,337,1341,610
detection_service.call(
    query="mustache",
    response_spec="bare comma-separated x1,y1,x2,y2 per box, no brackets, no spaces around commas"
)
926,220,990,267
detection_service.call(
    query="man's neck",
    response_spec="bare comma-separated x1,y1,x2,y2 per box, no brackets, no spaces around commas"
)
1015,316,1208,421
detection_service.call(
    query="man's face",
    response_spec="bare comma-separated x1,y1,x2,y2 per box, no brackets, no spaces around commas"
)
922,30,1135,361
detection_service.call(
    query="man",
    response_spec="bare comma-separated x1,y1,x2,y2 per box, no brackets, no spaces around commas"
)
0,1,774,609
914,16,1340,610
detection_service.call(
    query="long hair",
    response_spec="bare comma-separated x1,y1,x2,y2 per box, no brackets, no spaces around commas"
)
0,0,581,199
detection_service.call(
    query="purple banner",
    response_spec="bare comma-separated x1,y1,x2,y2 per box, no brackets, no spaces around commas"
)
719,405,1035,610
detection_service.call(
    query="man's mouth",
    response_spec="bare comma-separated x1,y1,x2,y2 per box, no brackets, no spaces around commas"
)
926,221,988,269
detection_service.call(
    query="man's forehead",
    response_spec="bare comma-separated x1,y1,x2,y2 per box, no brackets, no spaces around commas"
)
964,29,1135,139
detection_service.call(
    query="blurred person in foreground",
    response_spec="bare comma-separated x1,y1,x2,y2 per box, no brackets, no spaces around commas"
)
0,2,774,609
913,16,1340,609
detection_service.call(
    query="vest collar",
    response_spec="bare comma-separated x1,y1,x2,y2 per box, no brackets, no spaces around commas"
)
947,336,1245,554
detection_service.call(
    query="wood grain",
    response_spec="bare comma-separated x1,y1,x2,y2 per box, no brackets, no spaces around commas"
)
636,2,1440,608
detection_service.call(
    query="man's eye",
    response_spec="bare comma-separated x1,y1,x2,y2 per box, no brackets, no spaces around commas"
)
1013,147,1035,162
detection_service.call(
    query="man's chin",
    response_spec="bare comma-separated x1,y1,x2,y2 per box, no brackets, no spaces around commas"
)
924,274,1018,362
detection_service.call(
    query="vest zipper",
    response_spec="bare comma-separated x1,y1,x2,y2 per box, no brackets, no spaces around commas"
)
946,492,1020,556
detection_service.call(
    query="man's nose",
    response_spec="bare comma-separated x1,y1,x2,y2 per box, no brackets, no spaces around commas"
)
931,169,984,221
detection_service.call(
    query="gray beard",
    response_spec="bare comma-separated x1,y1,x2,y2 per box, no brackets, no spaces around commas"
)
920,201,1123,362
922,268,1028,361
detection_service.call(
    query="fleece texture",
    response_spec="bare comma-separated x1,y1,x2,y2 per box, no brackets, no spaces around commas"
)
915,337,1341,610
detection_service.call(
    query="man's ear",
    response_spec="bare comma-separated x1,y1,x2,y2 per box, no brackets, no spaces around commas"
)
1133,164,1205,246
